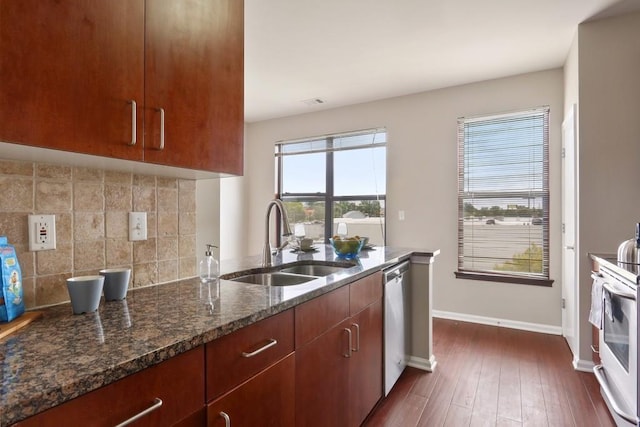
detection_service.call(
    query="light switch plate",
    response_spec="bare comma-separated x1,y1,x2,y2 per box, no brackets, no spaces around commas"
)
28,214,56,251
129,212,147,241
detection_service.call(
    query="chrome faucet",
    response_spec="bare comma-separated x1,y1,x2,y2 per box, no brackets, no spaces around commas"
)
262,199,293,267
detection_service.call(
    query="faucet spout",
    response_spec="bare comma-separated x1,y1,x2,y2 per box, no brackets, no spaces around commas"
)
262,199,292,267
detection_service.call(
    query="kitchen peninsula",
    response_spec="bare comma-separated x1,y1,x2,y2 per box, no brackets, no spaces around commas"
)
0,246,438,426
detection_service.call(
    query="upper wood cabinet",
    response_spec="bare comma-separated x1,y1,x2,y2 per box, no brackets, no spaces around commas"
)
0,1,145,161
0,0,243,175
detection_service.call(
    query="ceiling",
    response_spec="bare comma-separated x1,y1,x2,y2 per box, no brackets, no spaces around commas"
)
244,0,636,123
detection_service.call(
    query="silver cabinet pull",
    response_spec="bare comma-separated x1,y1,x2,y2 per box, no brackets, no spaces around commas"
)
115,397,163,427
593,365,638,424
351,323,360,352
128,100,137,146
219,411,231,427
156,107,165,150
343,328,352,358
590,345,599,354
241,338,277,358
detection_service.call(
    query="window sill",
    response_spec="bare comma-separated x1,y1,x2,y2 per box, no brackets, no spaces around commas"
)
454,271,554,287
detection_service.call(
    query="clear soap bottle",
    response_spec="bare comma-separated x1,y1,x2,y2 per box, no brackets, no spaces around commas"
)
199,244,219,283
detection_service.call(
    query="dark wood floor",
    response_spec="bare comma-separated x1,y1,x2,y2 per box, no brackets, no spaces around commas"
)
365,318,615,427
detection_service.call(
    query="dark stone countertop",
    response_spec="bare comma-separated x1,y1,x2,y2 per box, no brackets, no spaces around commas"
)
0,245,439,426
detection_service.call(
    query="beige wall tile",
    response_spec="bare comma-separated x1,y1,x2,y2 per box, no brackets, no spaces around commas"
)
178,185,196,213
36,181,72,212
74,240,105,271
0,177,33,212
178,212,196,235
179,235,197,259
133,186,156,212
105,170,132,185
36,242,72,275
157,177,177,189
74,167,104,182
22,277,36,308
36,164,71,180
133,174,155,187
56,213,73,243
179,257,197,278
74,212,105,241
133,238,156,264
105,211,128,239
74,183,104,212
0,212,29,244
157,237,178,261
14,244,34,278
147,212,157,239
157,188,177,212
158,259,178,283
157,212,178,237
133,262,157,287
105,184,132,211
106,239,132,267
35,273,72,307
0,160,33,176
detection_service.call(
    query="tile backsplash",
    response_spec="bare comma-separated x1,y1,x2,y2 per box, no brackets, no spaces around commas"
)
0,159,197,309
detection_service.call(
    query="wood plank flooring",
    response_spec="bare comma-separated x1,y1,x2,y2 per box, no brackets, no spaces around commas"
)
365,318,615,427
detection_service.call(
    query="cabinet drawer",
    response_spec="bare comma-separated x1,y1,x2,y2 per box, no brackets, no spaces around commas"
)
15,346,205,427
207,353,295,427
350,271,383,315
206,309,294,401
295,285,349,348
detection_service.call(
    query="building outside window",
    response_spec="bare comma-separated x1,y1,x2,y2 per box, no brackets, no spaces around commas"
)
275,128,386,246
456,107,552,286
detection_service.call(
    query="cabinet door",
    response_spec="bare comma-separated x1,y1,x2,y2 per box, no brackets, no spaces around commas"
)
295,319,351,427
0,0,144,160
144,0,243,174
15,347,205,427
349,300,383,427
207,354,295,427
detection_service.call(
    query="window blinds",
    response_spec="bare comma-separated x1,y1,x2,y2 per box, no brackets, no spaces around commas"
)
457,107,550,281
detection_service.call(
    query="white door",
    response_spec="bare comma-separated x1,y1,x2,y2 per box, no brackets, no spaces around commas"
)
561,104,578,359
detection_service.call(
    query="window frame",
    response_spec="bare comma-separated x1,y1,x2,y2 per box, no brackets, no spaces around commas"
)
455,107,553,287
275,129,387,244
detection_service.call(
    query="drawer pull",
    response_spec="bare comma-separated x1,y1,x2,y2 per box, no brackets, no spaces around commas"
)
343,328,352,358
351,323,360,352
241,338,277,358
128,100,137,146
156,107,165,150
115,397,163,427
219,411,231,427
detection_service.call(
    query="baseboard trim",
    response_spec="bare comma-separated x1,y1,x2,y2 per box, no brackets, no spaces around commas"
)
573,358,595,372
406,355,437,372
433,310,563,335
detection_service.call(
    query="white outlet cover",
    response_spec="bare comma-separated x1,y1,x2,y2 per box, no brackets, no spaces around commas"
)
28,214,56,251
129,212,148,241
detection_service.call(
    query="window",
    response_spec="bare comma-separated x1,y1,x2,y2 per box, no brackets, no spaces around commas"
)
276,129,386,245
456,107,551,286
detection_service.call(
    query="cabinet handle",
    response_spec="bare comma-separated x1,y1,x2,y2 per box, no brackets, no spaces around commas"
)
241,338,277,357
219,411,231,427
114,397,163,427
343,328,352,358
351,323,360,352
156,107,165,150
591,345,599,354
128,100,137,146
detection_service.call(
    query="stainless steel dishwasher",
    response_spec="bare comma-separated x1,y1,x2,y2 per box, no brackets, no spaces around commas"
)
383,260,410,396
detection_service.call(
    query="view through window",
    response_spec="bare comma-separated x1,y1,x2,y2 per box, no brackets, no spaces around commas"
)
456,107,551,285
276,129,386,246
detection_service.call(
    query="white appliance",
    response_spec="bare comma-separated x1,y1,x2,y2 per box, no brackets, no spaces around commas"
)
593,266,639,426
383,261,410,396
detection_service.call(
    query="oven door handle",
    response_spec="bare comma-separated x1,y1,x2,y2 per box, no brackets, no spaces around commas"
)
593,365,639,424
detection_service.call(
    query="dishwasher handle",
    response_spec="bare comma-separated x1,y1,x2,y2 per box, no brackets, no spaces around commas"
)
383,261,410,283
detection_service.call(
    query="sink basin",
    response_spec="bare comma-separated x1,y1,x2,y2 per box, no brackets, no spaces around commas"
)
229,272,317,286
278,264,349,276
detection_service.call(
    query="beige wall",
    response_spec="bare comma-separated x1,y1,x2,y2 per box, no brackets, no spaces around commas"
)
0,159,197,309
575,11,640,362
243,69,564,328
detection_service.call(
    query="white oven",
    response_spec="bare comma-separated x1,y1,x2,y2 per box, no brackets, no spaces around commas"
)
593,267,639,426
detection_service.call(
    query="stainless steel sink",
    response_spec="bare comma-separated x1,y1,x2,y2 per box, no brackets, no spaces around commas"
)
278,264,349,276
229,272,317,286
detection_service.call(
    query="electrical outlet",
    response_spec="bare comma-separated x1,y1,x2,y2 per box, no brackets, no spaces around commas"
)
129,212,147,241
28,214,56,251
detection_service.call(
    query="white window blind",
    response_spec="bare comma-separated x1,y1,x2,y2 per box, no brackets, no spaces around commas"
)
456,107,550,285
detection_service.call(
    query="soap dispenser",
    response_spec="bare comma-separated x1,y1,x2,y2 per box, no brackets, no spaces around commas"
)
199,244,219,283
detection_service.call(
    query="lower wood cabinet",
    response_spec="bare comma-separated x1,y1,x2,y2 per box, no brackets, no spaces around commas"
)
206,353,295,426
15,347,205,427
